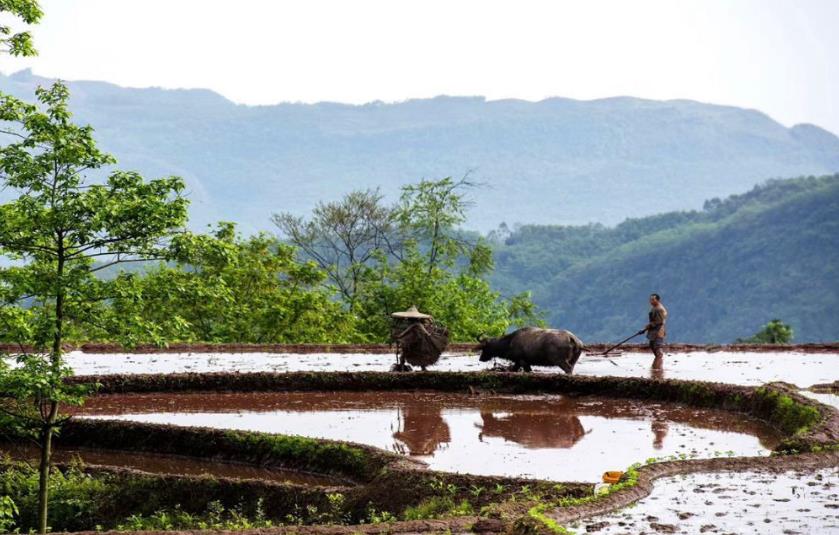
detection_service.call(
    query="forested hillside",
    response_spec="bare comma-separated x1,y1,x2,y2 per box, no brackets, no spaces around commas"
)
491,175,839,343
2,69,839,232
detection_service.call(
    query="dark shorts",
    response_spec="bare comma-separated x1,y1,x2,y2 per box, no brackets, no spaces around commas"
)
649,338,664,350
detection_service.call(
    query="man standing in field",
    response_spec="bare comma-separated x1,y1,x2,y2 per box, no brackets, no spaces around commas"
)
640,293,667,369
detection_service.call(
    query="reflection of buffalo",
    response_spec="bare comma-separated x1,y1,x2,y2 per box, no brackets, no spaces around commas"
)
478,327,584,373
75,391,780,451
392,404,451,456
476,411,586,449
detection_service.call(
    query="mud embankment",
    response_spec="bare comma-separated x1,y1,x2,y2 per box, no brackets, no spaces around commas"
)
65,372,837,443
4,373,837,534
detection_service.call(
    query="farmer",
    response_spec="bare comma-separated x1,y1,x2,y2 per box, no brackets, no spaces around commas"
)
390,306,449,371
639,293,667,369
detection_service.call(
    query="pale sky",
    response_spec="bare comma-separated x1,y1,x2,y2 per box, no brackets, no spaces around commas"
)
2,0,838,134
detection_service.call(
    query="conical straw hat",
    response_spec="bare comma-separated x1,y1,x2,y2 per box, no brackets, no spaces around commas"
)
391,305,432,319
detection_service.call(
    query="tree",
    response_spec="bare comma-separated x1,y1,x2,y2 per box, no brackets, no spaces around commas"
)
273,189,395,307
0,353,92,531
109,223,355,344
0,82,188,533
395,176,475,273
738,319,794,344
0,0,42,57
354,177,541,341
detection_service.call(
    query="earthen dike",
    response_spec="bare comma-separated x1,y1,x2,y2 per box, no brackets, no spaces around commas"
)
2,369,825,534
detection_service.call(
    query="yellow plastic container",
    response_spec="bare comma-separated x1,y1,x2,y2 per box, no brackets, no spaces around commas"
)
602,471,624,484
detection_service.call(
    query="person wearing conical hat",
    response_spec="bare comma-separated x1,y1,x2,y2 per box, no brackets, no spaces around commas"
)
390,306,447,371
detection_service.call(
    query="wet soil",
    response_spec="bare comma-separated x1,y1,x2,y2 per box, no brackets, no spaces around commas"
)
72,391,782,482
571,467,839,534
0,443,343,486
810,380,839,394
55,351,838,388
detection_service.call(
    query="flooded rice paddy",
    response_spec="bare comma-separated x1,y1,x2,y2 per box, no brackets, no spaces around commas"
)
59,350,838,388
800,390,839,410
74,392,782,482
0,443,343,486
571,467,839,534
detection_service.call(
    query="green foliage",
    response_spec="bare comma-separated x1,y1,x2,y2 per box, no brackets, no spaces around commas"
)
0,1,42,56
0,462,112,533
0,81,189,349
520,463,642,535
402,496,473,520
492,175,839,343
0,81,187,533
275,177,542,342
105,223,355,344
0,462,280,533
116,500,274,532
753,387,821,437
273,188,395,307
0,354,92,440
365,506,396,524
0,494,18,533
525,504,575,535
737,319,794,344
223,429,372,479
350,177,542,341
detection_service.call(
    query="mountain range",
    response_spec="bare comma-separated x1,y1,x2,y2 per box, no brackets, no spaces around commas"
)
491,175,839,343
2,69,839,233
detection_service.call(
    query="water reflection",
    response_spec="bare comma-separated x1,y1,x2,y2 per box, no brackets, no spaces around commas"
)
74,391,781,482
392,404,451,455
650,356,665,380
651,418,669,449
74,391,781,454
477,410,586,449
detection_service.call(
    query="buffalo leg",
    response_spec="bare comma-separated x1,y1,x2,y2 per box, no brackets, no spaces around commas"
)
521,363,533,372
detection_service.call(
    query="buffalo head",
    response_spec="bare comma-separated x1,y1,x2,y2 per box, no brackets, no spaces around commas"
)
477,334,504,362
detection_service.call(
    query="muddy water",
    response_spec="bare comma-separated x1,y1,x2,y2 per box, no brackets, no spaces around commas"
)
56,350,838,387
801,390,839,410
0,443,343,486
74,392,781,482
572,467,839,534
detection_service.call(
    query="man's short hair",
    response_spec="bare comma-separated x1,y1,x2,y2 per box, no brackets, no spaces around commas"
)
650,293,661,301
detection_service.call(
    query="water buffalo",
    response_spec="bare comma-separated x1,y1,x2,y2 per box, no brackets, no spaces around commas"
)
478,327,585,373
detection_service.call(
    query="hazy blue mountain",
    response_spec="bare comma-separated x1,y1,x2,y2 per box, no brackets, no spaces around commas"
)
491,175,839,343
2,69,839,233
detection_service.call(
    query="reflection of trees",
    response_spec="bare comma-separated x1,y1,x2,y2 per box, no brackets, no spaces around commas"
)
392,404,450,456
476,411,586,449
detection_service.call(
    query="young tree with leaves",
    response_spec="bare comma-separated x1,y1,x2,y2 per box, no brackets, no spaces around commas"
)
354,177,541,341
0,82,188,533
0,0,42,57
737,319,794,344
273,188,396,308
